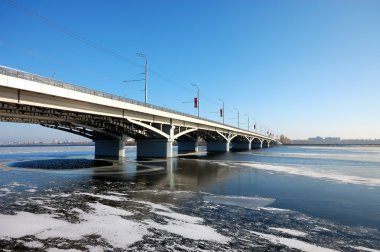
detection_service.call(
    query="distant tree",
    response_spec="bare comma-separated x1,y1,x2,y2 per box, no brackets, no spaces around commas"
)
279,134,292,144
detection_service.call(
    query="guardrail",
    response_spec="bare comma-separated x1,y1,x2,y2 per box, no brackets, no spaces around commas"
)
0,65,274,140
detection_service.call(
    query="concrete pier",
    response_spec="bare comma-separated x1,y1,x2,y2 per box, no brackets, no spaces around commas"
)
207,141,230,152
262,140,269,148
136,139,174,158
231,142,251,151
177,141,198,152
251,141,263,149
95,139,125,159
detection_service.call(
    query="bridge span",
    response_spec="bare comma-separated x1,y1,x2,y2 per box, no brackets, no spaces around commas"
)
0,66,278,159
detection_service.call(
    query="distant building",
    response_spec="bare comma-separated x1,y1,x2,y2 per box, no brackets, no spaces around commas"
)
291,137,380,145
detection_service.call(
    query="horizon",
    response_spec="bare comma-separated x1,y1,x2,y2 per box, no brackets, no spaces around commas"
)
1,0,380,140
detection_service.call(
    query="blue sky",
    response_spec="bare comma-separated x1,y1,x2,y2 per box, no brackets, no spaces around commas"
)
0,0,380,141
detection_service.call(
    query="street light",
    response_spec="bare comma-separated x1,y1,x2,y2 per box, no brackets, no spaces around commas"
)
244,114,250,131
218,98,224,124
234,107,239,128
136,53,148,105
191,83,199,118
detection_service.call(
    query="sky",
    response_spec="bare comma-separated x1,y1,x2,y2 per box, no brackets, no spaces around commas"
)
0,0,380,142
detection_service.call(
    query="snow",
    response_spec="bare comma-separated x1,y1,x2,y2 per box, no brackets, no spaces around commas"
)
0,203,146,248
22,241,44,248
76,192,125,201
313,226,331,232
9,182,25,187
350,246,380,252
269,227,308,237
133,200,173,211
0,188,11,193
258,207,291,212
154,210,204,223
47,249,82,252
36,202,145,248
86,246,105,252
0,212,67,238
145,219,230,243
0,192,230,248
250,231,339,252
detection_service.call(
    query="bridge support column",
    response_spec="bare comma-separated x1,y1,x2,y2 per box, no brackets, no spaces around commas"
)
231,142,251,151
177,141,198,152
136,139,173,158
207,141,230,152
95,139,125,159
251,141,263,149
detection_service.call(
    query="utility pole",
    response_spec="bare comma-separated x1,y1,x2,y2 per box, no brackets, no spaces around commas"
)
218,98,224,124
137,53,148,105
191,83,199,118
245,114,250,131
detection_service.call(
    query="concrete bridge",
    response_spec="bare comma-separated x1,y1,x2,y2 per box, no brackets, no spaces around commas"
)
0,66,278,159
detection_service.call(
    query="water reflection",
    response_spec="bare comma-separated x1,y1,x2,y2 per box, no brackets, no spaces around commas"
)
91,157,240,192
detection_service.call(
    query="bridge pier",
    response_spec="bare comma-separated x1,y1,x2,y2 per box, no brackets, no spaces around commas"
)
207,141,230,152
251,141,263,149
136,139,174,158
95,139,125,159
231,142,251,151
177,141,198,152
262,140,269,148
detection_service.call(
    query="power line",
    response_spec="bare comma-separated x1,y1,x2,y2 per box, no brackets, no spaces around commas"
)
2,0,144,69
2,0,272,133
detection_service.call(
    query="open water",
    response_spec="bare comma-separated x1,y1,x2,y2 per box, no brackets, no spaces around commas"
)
0,145,379,251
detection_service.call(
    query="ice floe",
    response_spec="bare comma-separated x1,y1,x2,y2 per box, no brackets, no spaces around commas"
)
350,246,380,252
269,227,308,237
145,219,230,243
22,240,44,248
238,162,380,187
250,231,339,252
75,192,125,201
258,207,291,212
0,211,67,238
204,195,275,209
47,249,82,252
0,193,230,249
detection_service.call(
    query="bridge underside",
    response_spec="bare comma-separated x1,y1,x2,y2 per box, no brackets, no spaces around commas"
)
0,101,277,159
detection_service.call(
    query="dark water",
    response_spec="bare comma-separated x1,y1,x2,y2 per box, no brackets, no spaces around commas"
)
0,145,379,251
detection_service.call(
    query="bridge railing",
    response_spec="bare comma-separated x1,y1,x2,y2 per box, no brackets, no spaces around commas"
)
0,65,274,139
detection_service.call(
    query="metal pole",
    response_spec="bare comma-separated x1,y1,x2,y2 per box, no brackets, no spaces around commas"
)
245,114,249,131
192,83,199,118
218,98,224,124
137,53,148,105
197,87,199,118
222,101,224,124
145,58,148,105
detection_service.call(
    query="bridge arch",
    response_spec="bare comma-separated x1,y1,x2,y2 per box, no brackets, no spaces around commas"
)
262,139,270,148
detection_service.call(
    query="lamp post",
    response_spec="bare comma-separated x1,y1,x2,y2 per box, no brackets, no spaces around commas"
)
218,98,224,124
234,108,239,128
137,53,148,105
245,114,250,131
191,83,199,118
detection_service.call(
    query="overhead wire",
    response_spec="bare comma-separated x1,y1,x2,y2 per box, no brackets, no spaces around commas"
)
2,0,275,135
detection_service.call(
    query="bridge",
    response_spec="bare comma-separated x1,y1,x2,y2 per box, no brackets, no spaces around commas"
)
0,65,278,159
